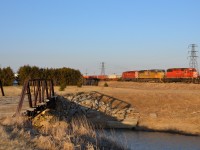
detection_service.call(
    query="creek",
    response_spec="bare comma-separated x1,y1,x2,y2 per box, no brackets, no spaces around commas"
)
109,130,200,150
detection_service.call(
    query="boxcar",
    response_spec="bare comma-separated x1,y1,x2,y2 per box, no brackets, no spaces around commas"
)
97,75,108,80
138,69,165,82
83,76,99,86
165,68,198,82
122,71,138,81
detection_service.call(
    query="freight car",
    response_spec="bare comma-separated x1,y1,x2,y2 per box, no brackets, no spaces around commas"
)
83,74,122,81
83,76,99,86
97,75,108,80
107,74,122,80
121,68,199,83
83,75,108,81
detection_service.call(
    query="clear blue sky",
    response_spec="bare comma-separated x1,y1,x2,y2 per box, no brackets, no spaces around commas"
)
0,0,200,75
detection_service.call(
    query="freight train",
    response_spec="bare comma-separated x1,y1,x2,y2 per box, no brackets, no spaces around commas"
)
122,68,199,83
83,68,199,83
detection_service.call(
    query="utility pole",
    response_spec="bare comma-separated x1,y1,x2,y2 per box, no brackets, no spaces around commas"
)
85,69,88,76
100,62,105,76
188,44,198,72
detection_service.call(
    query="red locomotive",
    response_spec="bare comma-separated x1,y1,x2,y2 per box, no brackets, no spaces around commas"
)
122,71,138,81
165,68,198,82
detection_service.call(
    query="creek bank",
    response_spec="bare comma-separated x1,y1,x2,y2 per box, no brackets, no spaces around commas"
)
62,91,200,136
134,124,200,136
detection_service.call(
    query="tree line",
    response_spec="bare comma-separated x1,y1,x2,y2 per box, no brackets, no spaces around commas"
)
0,65,83,86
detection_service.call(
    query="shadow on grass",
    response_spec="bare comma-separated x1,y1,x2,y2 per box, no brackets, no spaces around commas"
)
64,91,137,125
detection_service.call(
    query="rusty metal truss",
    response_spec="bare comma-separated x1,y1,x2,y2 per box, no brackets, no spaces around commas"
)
15,79,56,117
0,80,5,96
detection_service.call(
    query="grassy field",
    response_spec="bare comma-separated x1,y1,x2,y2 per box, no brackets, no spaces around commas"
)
1,81,200,135
56,81,200,135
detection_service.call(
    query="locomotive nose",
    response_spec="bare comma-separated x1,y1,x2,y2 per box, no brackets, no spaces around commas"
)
193,72,198,78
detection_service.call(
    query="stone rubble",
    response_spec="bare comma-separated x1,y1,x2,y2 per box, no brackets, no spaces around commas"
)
62,91,140,128
32,91,139,129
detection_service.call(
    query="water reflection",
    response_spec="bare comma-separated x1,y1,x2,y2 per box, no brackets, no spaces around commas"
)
110,130,200,150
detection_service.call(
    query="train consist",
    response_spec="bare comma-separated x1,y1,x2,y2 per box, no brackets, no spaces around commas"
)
84,68,199,83
122,68,198,83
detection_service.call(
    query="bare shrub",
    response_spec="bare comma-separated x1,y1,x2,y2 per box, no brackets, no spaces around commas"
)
36,135,57,150
104,82,108,87
59,83,66,91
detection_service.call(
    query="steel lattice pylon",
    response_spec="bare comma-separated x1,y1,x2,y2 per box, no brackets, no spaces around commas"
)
188,44,198,72
100,62,105,76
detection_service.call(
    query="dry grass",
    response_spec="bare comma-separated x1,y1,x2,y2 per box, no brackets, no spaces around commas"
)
33,111,126,150
54,81,200,135
0,116,36,150
1,81,200,136
71,116,96,137
2,86,22,96
0,115,126,150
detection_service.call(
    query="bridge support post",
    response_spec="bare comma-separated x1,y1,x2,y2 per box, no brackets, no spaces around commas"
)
0,80,5,96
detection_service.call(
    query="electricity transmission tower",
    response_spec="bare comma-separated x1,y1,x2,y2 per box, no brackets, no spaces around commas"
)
188,44,198,71
100,62,105,75
85,69,88,76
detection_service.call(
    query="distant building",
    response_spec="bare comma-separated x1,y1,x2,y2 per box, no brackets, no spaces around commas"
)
13,80,19,86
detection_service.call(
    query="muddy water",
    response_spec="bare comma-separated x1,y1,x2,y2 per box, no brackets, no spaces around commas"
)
111,130,200,150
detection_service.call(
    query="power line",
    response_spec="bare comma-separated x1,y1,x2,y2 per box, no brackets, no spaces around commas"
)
85,69,88,76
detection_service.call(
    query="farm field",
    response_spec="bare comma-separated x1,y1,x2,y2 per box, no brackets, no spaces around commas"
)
1,81,200,135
